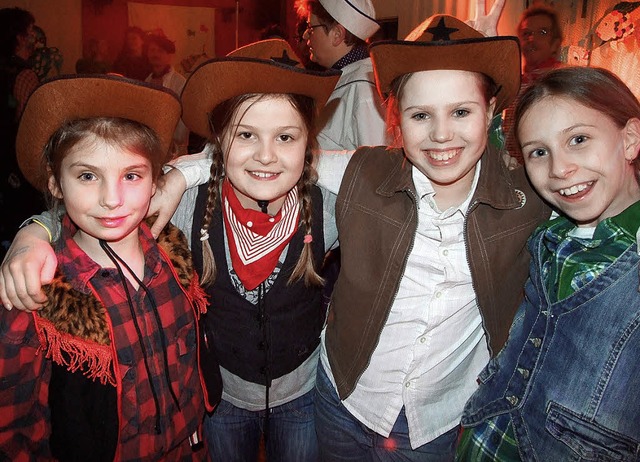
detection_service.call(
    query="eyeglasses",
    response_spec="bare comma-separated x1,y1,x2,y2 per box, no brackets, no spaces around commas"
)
305,22,327,35
518,28,550,39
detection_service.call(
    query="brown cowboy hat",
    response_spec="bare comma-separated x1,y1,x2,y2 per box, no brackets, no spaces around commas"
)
181,38,341,138
369,14,521,113
16,74,181,191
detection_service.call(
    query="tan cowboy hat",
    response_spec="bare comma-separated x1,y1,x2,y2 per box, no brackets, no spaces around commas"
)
16,74,181,191
181,38,341,138
369,14,521,113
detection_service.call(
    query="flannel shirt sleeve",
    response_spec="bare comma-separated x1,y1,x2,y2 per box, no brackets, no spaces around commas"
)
0,309,51,462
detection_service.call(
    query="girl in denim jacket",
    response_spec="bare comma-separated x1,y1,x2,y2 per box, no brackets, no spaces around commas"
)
457,66,640,461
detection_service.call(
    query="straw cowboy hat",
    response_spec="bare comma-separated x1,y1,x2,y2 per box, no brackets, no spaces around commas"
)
16,74,181,191
369,14,521,113
181,38,341,138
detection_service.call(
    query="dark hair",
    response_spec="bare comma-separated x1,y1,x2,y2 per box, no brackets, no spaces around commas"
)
44,117,164,206
384,71,498,147
518,5,563,44
198,93,323,287
514,67,640,156
295,0,365,47
146,34,176,54
0,7,35,59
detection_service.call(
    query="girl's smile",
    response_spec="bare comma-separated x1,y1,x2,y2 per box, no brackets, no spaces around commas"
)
519,95,640,227
222,95,308,214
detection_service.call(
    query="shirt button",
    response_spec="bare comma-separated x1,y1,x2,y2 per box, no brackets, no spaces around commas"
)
506,395,519,406
247,221,253,228
405,381,411,388
529,338,542,348
435,292,442,298
517,368,530,379
420,337,426,344
442,249,449,256
269,217,275,223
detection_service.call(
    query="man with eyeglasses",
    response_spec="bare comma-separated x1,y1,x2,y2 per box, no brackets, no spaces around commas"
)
295,0,388,151
503,4,564,165
517,5,563,84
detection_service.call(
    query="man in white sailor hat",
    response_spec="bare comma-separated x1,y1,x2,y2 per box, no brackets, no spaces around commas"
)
297,0,388,151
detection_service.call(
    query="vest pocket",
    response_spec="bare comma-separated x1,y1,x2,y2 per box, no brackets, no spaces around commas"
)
545,401,638,460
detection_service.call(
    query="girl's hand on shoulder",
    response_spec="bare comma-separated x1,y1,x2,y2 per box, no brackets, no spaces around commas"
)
147,167,187,238
0,224,57,312
467,0,506,37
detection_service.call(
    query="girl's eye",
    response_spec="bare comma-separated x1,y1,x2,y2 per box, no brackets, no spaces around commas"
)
569,134,588,146
411,112,428,121
238,132,253,140
453,109,470,117
527,148,547,159
79,172,96,181
278,134,293,142
124,172,140,181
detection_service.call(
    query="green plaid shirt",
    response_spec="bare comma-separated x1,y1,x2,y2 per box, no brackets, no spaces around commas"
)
456,200,640,461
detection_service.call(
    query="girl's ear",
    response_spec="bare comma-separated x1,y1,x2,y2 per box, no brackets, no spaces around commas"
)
47,170,63,199
623,117,640,162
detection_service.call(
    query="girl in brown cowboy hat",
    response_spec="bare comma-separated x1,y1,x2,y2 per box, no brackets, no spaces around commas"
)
178,39,339,461
307,12,550,460
0,75,210,461
0,39,340,462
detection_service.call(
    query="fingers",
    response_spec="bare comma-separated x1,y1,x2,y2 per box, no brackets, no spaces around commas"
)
0,253,47,312
487,0,506,21
0,223,57,312
150,212,170,239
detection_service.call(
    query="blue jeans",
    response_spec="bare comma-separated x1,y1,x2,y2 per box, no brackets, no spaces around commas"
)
315,363,459,461
203,389,319,462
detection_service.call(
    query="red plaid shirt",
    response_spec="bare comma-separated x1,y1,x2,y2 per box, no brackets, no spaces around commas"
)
0,216,207,461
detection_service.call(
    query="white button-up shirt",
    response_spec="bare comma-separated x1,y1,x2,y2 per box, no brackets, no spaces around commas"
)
320,162,490,448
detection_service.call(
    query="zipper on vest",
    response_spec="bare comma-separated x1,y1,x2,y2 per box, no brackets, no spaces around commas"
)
463,199,494,355
347,188,420,395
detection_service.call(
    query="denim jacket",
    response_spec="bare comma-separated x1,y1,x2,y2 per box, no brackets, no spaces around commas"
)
462,228,640,461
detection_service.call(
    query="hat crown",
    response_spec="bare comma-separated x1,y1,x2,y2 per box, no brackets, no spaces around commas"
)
406,14,483,43
318,0,379,40
227,38,304,69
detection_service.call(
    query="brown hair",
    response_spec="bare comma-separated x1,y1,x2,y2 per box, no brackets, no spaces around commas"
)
44,117,164,206
384,71,498,148
295,0,366,47
514,67,640,170
199,93,324,287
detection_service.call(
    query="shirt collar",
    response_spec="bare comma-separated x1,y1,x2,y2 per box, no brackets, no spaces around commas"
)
543,199,640,246
332,45,369,70
411,160,482,215
56,215,163,293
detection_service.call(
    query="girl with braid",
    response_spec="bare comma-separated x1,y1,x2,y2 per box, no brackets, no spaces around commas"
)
0,39,340,462
175,39,339,461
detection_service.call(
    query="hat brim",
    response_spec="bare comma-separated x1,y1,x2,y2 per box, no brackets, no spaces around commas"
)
370,36,521,113
17,75,182,191
181,57,341,138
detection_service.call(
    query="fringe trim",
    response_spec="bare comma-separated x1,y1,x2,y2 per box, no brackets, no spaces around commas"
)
188,271,209,317
34,316,116,387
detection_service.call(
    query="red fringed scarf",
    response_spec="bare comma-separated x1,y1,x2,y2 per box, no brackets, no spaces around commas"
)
222,179,300,290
